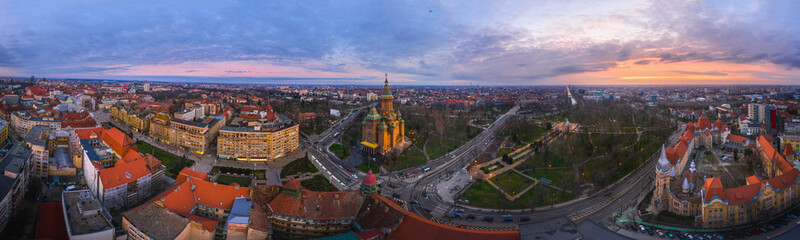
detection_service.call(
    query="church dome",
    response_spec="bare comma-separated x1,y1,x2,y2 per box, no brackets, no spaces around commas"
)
363,170,377,186
682,178,690,190
657,144,670,173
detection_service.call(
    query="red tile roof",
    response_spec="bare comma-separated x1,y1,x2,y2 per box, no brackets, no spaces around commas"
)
723,182,762,205
766,168,800,191
267,185,364,221
364,194,520,240
785,144,795,156
98,157,151,189
100,127,136,157
74,127,104,139
161,177,250,212
745,175,761,185
177,167,209,182
758,136,793,173
702,178,726,203
666,140,688,165
697,116,712,130
175,211,218,232
726,134,748,144
26,86,49,96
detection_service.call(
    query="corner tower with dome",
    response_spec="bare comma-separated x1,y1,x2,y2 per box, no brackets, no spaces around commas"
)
360,74,408,156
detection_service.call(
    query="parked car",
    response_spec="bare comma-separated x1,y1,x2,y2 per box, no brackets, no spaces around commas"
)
502,217,513,222
466,215,476,220
639,225,646,233
518,217,530,222
667,232,675,239
483,217,494,222
657,230,665,238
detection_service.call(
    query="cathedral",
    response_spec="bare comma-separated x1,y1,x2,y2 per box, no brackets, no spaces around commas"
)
361,75,407,155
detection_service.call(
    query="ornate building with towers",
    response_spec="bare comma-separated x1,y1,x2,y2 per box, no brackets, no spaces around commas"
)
361,74,408,156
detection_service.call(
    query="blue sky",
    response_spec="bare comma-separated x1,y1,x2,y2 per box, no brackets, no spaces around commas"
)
0,0,798,85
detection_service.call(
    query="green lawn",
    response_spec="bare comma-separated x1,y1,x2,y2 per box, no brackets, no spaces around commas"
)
301,175,338,192
459,180,575,209
329,143,350,159
475,119,495,125
385,145,427,171
356,162,381,173
490,171,534,195
215,175,252,187
137,141,194,179
280,157,319,178
497,148,514,158
253,170,266,180
481,163,503,174
425,136,461,159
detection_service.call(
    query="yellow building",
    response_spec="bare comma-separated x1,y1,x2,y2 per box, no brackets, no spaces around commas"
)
361,75,407,155
149,115,223,155
652,116,800,228
217,122,299,161
0,120,8,147
109,105,152,132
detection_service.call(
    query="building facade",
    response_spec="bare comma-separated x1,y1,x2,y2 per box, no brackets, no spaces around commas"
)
11,110,61,136
361,75,407,155
217,123,299,161
109,105,152,132
150,116,223,155
651,116,800,228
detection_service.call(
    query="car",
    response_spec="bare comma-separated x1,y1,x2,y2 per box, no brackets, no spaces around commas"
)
684,233,694,240
454,208,464,213
483,217,493,222
392,193,401,198
502,217,513,222
466,215,476,220
648,229,654,235
758,226,767,232
667,232,675,239
677,234,686,240
450,212,462,218
639,225,646,233
629,223,637,231
519,217,530,222
657,230,665,238
766,225,775,231
410,200,419,204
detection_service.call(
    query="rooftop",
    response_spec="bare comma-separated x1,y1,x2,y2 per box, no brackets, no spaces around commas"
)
122,203,189,240
62,190,114,236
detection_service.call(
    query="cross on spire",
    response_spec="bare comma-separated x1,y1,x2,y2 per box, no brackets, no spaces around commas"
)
385,73,388,84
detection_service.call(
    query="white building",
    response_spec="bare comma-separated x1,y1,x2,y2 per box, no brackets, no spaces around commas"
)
62,190,115,240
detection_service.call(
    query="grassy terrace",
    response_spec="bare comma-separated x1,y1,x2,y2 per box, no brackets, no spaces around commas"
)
425,135,460,159
490,170,533,195
460,180,574,209
301,175,338,192
329,143,350,159
356,162,381,173
481,162,503,174
280,157,318,178
136,141,194,179
385,146,427,171
215,175,252,187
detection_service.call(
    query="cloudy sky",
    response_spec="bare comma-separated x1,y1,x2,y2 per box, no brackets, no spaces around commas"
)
0,0,798,85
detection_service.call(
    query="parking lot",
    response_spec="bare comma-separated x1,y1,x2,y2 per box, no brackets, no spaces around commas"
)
618,208,800,240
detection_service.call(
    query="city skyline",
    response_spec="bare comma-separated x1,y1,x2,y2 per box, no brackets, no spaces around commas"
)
1,0,799,86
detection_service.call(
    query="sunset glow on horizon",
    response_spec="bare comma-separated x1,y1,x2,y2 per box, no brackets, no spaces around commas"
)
0,0,798,85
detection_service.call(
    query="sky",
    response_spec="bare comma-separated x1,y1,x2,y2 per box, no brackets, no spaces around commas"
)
0,0,798,86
